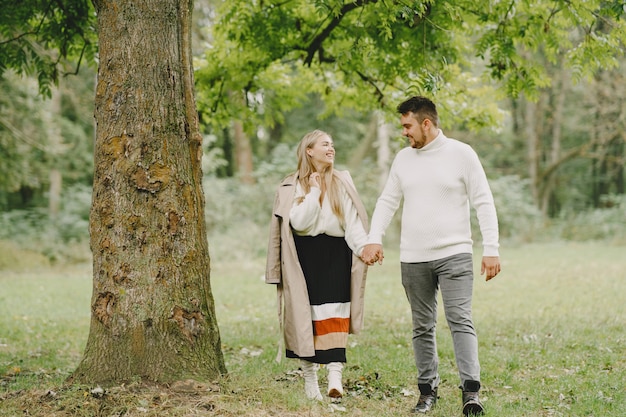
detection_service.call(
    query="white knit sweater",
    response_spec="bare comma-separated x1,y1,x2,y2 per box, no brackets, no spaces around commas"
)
368,130,499,263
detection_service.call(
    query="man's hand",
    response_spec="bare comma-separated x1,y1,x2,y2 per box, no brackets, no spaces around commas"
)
481,256,501,281
362,244,384,265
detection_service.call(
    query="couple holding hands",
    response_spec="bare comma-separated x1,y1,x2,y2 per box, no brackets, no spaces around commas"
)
265,96,501,416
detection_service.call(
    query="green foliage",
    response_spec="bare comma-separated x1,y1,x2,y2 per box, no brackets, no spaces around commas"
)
472,0,626,98
196,0,626,136
0,68,95,210
204,177,275,231
196,0,497,134
0,183,92,264
0,0,97,97
0,73,50,205
0,240,50,271
485,175,543,242
555,194,626,243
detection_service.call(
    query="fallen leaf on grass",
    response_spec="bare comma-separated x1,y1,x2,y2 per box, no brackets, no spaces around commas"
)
90,386,105,398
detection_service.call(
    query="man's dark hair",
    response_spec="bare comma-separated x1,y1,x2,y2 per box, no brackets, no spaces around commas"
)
397,96,439,127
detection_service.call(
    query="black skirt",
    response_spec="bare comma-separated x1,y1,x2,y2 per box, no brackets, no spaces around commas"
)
287,233,352,364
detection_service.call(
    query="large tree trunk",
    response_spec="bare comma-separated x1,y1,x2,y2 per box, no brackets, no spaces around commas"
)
71,0,226,384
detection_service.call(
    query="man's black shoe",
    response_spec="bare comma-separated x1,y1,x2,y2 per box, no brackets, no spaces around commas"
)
462,380,484,416
412,383,437,413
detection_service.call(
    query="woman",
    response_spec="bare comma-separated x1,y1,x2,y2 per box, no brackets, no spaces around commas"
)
265,130,369,400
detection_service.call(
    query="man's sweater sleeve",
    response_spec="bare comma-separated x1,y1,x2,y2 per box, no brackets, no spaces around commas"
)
465,148,500,257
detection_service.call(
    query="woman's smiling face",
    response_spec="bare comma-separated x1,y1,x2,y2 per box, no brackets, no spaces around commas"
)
307,134,335,169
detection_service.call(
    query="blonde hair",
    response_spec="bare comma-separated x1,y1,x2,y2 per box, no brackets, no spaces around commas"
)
295,130,344,224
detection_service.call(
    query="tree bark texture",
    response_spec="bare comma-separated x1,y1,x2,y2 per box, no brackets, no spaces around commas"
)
72,0,226,384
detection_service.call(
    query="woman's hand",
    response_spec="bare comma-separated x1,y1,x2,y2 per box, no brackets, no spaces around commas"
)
309,172,321,188
362,244,384,265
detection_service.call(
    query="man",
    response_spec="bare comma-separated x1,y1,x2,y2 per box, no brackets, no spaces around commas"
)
362,96,501,416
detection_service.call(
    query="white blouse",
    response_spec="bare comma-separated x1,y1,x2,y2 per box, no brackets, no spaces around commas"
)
289,182,368,256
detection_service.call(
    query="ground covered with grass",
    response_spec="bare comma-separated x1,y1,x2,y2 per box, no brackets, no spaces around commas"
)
1,242,625,416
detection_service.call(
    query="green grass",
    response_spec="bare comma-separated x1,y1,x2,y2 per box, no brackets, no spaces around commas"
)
0,264,91,392
1,242,625,416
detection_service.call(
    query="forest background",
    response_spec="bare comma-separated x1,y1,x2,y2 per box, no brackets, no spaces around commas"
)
1,1,625,269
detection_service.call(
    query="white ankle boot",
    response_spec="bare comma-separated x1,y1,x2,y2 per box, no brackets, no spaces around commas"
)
326,362,344,398
301,360,323,401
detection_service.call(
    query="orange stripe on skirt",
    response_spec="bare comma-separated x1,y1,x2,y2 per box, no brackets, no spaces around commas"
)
313,317,350,336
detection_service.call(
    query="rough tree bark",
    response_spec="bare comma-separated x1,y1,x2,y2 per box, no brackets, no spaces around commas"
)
70,0,226,384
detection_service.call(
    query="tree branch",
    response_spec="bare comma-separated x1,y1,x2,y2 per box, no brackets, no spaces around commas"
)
356,69,385,105
304,0,379,66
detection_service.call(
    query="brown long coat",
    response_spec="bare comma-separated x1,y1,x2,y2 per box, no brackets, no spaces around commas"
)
265,170,369,359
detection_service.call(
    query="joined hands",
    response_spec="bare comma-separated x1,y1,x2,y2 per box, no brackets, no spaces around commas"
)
361,243,384,266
